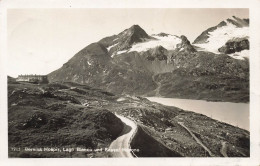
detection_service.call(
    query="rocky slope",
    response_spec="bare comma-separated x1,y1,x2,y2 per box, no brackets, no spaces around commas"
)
49,16,249,102
218,37,249,54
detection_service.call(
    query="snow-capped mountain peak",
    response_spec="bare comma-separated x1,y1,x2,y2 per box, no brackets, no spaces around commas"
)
193,16,249,60
100,24,153,56
100,25,185,57
126,33,181,53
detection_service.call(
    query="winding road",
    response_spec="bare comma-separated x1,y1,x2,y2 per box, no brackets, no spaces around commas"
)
220,141,228,157
108,114,137,157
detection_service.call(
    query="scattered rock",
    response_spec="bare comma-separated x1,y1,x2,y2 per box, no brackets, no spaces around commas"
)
165,127,173,131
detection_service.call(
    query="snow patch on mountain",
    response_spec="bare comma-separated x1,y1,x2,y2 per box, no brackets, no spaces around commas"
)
107,43,118,51
113,38,118,41
229,50,249,60
129,35,181,52
194,21,249,54
114,34,182,56
111,50,128,57
117,50,128,55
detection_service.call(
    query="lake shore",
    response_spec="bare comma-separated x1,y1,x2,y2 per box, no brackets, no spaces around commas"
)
146,97,249,131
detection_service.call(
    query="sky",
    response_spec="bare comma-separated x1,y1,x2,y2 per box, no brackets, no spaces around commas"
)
7,8,249,77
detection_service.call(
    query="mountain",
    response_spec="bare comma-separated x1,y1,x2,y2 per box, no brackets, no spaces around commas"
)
99,24,153,57
193,16,249,60
49,17,249,102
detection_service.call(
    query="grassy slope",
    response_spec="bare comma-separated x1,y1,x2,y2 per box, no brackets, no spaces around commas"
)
8,82,123,158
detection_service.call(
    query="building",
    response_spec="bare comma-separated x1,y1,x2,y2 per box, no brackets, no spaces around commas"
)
16,74,49,84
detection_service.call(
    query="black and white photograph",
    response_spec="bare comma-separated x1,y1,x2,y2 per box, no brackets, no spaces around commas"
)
0,0,260,166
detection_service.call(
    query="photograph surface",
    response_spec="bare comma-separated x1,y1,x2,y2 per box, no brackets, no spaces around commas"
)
7,8,250,158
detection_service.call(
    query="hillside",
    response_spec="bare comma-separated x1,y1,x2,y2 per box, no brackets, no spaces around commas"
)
8,81,249,157
8,81,123,157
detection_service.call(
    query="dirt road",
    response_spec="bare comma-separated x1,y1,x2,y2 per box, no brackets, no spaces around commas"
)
178,122,215,157
220,141,228,157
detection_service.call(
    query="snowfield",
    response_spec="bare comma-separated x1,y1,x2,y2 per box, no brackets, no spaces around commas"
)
107,43,118,51
129,35,182,52
194,21,249,59
113,34,182,56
